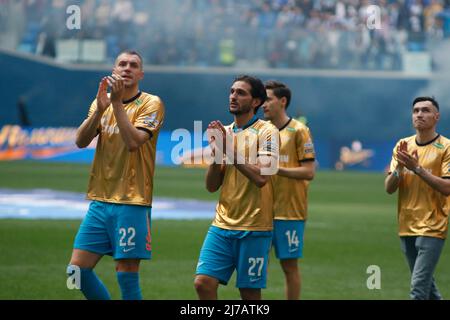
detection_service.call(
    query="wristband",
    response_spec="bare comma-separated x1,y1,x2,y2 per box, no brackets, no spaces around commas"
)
392,170,400,178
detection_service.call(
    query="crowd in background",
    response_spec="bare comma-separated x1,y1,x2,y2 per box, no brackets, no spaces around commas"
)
1,0,450,70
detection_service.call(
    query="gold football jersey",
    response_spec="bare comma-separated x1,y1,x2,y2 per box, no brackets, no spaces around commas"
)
213,119,279,231
86,91,165,206
389,134,450,239
271,118,315,220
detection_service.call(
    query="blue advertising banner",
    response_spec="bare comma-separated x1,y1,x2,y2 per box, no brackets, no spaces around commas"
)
0,125,396,172
331,140,395,173
0,125,82,161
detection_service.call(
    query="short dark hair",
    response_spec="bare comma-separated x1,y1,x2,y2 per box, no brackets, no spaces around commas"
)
233,75,267,113
264,80,291,109
413,96,439,111
116,50,143,69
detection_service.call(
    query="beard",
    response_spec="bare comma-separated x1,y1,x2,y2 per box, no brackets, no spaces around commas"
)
229,103,252,115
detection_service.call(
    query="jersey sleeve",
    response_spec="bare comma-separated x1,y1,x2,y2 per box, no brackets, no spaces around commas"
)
389,140,401,174
441,144,450,178
297,127,315,162
86,99,102,131
87,100,97,117
134,96,165,137
257,124,279,159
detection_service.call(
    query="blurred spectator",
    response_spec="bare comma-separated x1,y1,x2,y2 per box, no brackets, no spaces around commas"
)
4,0,449,71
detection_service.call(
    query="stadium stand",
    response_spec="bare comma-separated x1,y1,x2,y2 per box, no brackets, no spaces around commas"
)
1,0,450,70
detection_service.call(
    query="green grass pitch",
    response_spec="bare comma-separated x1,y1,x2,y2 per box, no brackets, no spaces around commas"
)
0,161,449,299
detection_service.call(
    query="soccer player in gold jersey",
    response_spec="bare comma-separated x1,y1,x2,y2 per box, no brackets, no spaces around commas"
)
263,81,316,300
385,96,450,300
67,51,165,300
194,75,279,300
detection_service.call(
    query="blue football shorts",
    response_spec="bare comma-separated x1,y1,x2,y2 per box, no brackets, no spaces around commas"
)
73,201,152,260
272,220,305,260
196,225,272,289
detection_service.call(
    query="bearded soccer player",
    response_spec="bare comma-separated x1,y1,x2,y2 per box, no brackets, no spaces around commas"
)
385,96,449,300
67,51,165,300
194,75,279,300
263,80,315,300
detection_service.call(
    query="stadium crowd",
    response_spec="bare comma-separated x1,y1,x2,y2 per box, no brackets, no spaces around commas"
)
1,0,450,70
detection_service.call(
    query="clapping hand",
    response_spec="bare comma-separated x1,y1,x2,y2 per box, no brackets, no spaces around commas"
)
96,77,111,112
397,141,419,171
206,120,237,163
106,73,125,104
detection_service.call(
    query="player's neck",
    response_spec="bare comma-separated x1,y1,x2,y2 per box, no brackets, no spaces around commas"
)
122,86,140,102
271,113,290,130
234,112,256,128
416,129,438,144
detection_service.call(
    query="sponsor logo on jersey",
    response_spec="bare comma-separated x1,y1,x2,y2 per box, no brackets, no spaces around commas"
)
262,140,272,152
304,141,315,154
433,142,444,149
143,112,159,128
421,152,437,161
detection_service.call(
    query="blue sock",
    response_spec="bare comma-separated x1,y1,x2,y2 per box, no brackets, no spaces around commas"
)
78,268,111,300
117,272,142,300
